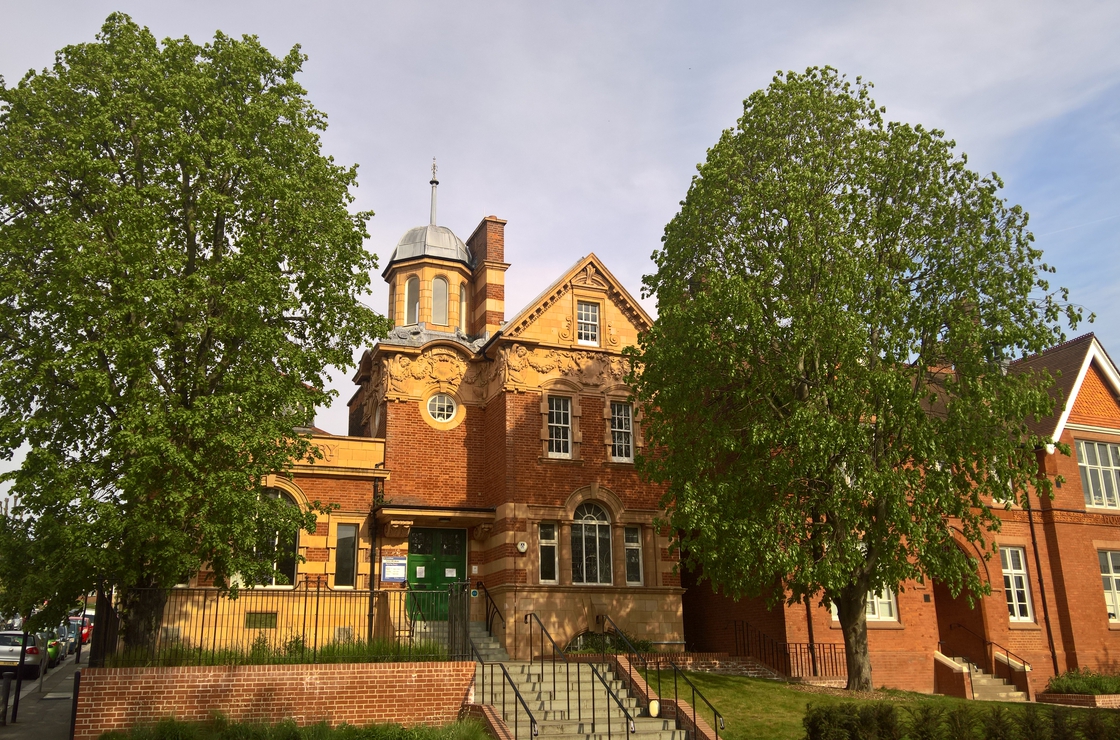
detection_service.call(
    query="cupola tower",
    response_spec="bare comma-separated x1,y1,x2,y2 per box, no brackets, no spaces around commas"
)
383,162,508,338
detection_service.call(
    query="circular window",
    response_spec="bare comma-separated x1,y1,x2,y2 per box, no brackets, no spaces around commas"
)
427,393,457,422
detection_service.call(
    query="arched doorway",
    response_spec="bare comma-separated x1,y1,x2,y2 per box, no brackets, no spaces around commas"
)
933,544,992,673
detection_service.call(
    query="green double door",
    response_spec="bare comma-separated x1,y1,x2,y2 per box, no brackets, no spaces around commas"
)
407,528,467,620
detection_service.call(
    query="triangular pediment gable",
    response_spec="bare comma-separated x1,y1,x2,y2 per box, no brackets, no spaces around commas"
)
502,253,652,350
1050,336,1120,437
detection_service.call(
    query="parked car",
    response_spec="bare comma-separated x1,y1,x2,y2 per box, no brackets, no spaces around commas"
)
36,630,62,668
60,622,79,654
68,615,92,645
0,631,45,679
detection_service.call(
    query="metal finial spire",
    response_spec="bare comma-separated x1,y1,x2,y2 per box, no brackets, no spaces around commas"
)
429,157,439,226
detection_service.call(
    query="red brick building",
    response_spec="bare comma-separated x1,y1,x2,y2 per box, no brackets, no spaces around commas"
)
684,333,1120,696
277,185,683,656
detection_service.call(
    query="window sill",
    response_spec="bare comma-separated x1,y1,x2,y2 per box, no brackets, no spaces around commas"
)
1008,621,1041,631
540,456,583,465
1108,622,1120,631
1086,506,1120,513
829,621,905,630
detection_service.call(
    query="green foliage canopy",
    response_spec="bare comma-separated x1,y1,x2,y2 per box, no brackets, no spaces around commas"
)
0,14,389,621
628,67,1084,689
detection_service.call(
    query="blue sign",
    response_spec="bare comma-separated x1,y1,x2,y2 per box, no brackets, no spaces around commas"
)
381,556,407,583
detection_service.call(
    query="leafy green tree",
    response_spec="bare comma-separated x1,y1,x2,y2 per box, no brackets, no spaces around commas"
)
628,67,1085,690
0,15,389,644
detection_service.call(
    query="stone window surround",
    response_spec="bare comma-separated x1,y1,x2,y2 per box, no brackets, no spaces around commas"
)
602,393,644,463
527,487,657,589
540,380,583,460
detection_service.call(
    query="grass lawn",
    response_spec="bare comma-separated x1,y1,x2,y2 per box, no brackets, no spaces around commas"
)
646,671,1065,740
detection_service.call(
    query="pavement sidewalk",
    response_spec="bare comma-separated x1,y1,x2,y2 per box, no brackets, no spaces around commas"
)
0,647,88,740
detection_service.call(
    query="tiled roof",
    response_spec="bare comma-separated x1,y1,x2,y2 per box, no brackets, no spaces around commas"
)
1011,333,1097,438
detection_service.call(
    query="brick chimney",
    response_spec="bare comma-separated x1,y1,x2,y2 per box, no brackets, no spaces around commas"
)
466,216,509,337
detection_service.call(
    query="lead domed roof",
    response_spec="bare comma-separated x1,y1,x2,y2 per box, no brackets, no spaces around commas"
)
387,224,472,268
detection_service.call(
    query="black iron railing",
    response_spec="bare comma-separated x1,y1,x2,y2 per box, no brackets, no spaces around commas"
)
476,581,505,638
524,612,637,740
599,614,723,740
470,637,538,740
524,612,579,724
95,580,473,667
730,620,846,679
941,623,1031,683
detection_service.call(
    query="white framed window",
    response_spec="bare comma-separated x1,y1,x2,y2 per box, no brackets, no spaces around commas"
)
577,302,599,346
548,396,572,458
610,402,633,462
1101,551,1120,621
335,524,359,588
433,277,449,325
624,526,643,585
866,590,897,621
1077,440,1120,509
830,589,897,622
539,523,559,584
572,503,612,584
427,393,456,422
1000,546,1033,622
405,277,420,325
257,489,299,587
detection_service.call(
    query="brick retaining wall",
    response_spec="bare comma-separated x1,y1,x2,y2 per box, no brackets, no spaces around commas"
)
73,661,477,740
1038,693,1120,709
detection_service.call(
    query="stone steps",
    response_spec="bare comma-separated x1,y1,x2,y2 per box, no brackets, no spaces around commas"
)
475,655,673,740
948,656,1029,703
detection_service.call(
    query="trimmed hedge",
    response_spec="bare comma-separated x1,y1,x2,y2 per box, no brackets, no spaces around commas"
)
803,701,1116,740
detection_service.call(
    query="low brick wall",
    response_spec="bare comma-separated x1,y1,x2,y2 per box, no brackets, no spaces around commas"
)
638,652,780,679
74,661,476,740
1038,693,1120,708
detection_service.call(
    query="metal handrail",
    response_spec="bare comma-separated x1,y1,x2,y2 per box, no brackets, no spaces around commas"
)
596,615,649,702
469,637,539,740
524,613,639,740
600,615,724,740
524,613,577,723
730,619,845,678
475,581,506,636
587,660,636,740
948,623,1032,673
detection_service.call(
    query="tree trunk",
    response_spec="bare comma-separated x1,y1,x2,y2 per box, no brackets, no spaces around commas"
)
837,582,873,691
119,581,168,652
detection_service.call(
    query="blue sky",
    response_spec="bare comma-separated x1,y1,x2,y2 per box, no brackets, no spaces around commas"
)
1,1,1118,437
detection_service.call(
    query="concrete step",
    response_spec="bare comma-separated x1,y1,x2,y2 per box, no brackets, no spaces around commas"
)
497,730,684,740
946,657,1029,703
501,718,673,735
492,695,641,712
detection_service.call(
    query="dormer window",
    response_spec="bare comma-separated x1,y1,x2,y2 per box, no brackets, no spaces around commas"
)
577,301,599,346
405,277,420,325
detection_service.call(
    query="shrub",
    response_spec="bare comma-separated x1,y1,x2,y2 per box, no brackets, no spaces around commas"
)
803,702,902,740
1047,669,1120,696
1016,704,1052,740
981,706,1017,740
1049,707,1077,740
904,705,944,740
944,704,977,740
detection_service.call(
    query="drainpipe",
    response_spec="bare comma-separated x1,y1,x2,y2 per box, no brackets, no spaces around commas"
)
1024,479,1060,677
804,594,818,677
